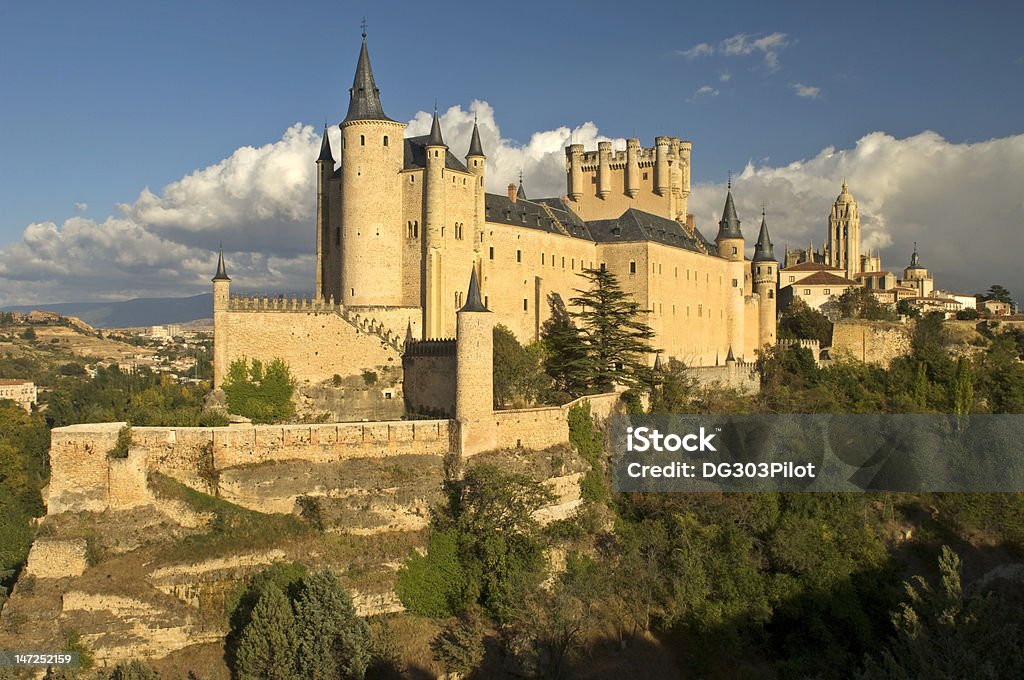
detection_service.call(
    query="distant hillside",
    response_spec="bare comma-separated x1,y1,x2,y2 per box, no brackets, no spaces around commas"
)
2,293,214,328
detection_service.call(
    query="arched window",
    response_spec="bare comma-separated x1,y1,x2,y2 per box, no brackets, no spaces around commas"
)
383,136,389,147
360,135,365,146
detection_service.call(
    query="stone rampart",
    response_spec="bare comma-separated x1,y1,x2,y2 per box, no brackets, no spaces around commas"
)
687,360,760,394
831,319,912,367
493,392,621,450
402,339,457,417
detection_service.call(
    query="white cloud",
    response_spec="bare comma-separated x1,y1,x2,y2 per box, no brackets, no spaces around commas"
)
1,110,1021,306
73,202,88,212
681,32,791,71
688,85,720,102
719,71,732,82
687,130,1024,297
791,83,821,99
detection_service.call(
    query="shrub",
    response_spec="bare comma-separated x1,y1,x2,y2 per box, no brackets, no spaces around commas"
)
222,357,296,423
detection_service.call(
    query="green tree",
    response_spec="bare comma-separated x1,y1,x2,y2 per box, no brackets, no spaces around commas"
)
108,660,160,680
493,324,549,408
953,358,974,416
980,284,1013,304
430,608,485,677
568,268,656,392
294,570,371,680
222,357,296,423
396,529,469,617
835,287,897,321
778,297,833,346
235,583,297,680
20,327,36,340
540,293,590,398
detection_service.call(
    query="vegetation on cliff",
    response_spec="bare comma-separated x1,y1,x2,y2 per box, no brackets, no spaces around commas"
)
221,357,296,424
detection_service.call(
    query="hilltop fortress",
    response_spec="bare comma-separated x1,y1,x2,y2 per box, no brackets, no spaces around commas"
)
212,33,778,411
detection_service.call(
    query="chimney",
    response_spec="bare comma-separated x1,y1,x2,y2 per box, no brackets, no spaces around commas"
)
508,183,517,204
686,213,696,230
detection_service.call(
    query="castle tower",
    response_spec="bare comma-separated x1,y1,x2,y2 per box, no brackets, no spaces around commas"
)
625,137,641,198
654,136,671,196
315,126,334,301
827,181,861,280
338,31,407,307
212,245,231,390
752,209,778,349
597,141,612,198
466,118,486,242
716,185,746,359
565,144,584,201
902,242,934,297
423,107,447,338
455,269,496,456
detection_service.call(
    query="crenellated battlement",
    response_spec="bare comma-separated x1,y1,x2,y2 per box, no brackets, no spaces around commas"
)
403,338,456,357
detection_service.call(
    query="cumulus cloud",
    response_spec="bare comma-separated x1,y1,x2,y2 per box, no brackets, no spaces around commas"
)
687,130,1024,297
1,108,1021,306
791,83,821,99
688,85,720,102
73,202,88,212
680,32,791,71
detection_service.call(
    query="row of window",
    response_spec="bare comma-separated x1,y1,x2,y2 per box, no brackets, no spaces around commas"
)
404,221,466,240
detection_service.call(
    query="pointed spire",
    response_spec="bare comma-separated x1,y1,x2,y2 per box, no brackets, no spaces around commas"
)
459,268,489,313
405,320,413,343
653,354,663,372
726,346,736,362
343,32,392,123
467,115,485,157
212,242,230,282
716,185,743,241
427,105,446,147
517,171,527,200
317,125,334,163
910,242,920,267
752,209,776,262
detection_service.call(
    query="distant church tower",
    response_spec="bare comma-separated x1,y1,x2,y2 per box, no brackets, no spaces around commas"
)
826,181,861,280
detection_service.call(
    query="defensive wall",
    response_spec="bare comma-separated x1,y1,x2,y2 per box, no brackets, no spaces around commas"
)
402,338,457,417
830,318,913,367
686,358,760,394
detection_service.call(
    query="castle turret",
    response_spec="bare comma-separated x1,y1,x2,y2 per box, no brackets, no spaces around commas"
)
455,269,496,456
752,209,778,349
625,137,640,198
212,244,231,390
597,141,612,198
654,136,671,196
423,107,448,337
339,31,406,307
566,143,584,201
716,184,746,359
315,126,334,300
466,118,486,246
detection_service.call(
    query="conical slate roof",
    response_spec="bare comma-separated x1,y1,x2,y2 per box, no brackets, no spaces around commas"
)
467,119,485,157
517,181,527,201
343,36,393,123
212,243,230,282
427,108,446,147
459,268,489,313
716,190,743,240
752,211,776,262
317,127,334,163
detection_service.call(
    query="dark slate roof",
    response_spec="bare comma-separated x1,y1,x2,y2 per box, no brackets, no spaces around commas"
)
427,110,446,147
317,128,334,163
587,208,715,254
516,181,527,200
459,268,489,313
716,190,743,240
467,121,485,157
752,213,776,262
212,244,230,282
484,193,590,237
343,37,394,124
403,136,469,173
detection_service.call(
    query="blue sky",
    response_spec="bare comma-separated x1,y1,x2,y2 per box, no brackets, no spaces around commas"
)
1,0,1022,304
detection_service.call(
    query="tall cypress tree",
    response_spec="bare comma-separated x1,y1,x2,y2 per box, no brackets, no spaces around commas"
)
541,293,590,397
294,570,371,680
568,268,657,392
235,583,297,680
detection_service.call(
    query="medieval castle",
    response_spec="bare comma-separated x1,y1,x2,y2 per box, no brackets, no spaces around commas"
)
211,32,779,419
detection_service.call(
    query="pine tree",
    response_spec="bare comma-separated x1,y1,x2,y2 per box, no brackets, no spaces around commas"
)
568,268,656,392
430,608,485,676
540,293,590,397
235,583,297,680
953,357,974,416
294,570,371,680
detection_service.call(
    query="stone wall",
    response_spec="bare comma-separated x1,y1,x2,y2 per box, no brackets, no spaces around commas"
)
24,538,88,579
402,339,457,417
687,360,760,394
831,319,913,367
493,392,621,451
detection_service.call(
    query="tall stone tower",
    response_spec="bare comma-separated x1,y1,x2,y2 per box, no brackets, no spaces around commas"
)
211,245,231,390
466,118,486,242
716,185,746,360
315,126,334,300
455,269,496,456
423,108,447,338
827,181,861,280
752,210,778,349
336,31,406,307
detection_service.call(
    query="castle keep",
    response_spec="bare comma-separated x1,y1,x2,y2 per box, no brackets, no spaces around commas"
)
212,33,778,400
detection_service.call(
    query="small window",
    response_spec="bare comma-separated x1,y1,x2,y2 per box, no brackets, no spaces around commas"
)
410,175,415,183
803,289,811,295
360,135,365,146
383,136,389,147
732,246,738,255
824,289,831,295
542,253,546,265
757,266,761,274
643,172,648,180
768,290,774,299
484,295,489,307
788,276,795,283
516,250,522,263
434,150,439,158
629,261,637,274
489,247,494,260
523,298,528,311
562,257,565,268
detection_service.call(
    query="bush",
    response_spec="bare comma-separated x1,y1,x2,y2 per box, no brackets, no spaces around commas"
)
222,358,296,423
108,424,132,459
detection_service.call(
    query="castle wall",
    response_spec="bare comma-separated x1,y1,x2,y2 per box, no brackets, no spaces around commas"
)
744,296,761,358
218,304,402,385
687,360,760,394
830,319,912,367
493,392,622,451
402,340,457,417
400,168,425,310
